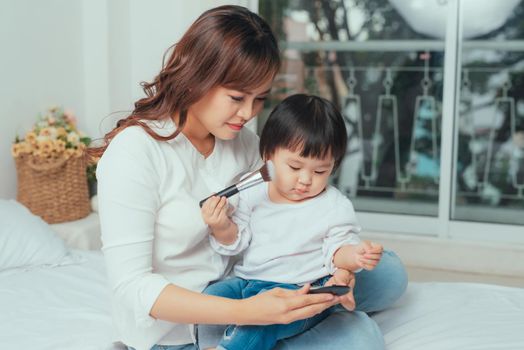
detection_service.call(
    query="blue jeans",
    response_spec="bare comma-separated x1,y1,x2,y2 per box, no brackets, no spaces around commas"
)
198,276,332,350
199,250,407,350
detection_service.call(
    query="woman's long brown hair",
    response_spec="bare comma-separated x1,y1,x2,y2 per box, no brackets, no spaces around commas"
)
88,5,280,159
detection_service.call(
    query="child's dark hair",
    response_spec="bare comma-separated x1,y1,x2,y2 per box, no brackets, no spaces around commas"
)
260,94,348,170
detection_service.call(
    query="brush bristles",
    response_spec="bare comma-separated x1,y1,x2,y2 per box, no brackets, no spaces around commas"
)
259,160,275,182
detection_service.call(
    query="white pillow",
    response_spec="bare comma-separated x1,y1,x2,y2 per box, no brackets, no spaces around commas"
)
90,194,98,213
0,199,72,271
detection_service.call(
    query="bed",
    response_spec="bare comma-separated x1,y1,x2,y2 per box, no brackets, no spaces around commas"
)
1,199,524,349
0,250,119,350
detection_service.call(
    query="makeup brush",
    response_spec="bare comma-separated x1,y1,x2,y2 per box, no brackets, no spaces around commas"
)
199,161,275,207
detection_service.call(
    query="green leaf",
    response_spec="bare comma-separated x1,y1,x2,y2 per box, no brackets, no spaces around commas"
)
80,136,92,146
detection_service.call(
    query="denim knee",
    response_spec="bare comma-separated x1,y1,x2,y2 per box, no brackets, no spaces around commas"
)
382,250,408,304
273,309,386,350
355,250,408,313
349,311,385,350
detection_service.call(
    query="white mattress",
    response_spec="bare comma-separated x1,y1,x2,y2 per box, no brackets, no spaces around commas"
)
374,282,524,349
1,251,523,349
0,250,118,350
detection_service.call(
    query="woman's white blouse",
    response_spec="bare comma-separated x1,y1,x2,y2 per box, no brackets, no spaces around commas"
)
96,119,262,350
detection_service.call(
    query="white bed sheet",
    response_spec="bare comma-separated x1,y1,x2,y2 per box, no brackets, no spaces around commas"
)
374,281,524,349
1,250,523,350
0,250,118,350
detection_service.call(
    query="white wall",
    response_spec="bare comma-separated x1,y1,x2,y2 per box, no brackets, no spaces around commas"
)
0,0,85,199
0,0,257,199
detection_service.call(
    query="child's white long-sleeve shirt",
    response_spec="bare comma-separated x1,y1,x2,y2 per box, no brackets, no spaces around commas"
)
210,183,361,285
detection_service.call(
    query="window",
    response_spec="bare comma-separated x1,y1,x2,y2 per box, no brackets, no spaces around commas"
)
259,0,524,241
454,2,524,225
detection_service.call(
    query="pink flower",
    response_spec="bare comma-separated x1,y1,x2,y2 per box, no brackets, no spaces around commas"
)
63,109,77,124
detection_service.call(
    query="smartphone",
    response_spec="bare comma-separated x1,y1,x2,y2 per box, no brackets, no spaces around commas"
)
308,285,351,296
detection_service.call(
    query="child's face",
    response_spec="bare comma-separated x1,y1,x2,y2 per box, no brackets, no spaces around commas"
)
267,147,335,203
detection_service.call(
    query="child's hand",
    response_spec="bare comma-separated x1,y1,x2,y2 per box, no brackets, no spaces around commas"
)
325,269,355,311
201,196,232,232
355,241,383,270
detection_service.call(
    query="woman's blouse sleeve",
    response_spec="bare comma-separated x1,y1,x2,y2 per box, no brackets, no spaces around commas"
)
96,128,170,329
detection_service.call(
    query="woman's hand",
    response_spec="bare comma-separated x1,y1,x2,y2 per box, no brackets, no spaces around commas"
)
325,269,356,311
238,284,340,325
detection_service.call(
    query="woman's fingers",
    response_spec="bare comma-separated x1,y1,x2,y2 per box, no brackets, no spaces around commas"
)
283,289,337,311
270,286,335,308
294,283,311,295
282,300,338,323
276,290,339,323
248,287,340,325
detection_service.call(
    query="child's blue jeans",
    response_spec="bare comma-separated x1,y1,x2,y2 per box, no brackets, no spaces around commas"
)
198,276,332,350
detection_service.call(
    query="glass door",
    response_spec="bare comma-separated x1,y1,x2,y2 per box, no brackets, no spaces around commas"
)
258,0,524,242
453,0,524,226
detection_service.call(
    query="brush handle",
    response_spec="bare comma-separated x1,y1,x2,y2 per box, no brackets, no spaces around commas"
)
199,185,239,207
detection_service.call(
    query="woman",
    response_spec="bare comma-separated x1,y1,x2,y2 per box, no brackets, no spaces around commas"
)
91,5,407,350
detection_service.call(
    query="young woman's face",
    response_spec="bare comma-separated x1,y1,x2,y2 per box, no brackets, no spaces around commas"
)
267,147,335,204
187,79,273,140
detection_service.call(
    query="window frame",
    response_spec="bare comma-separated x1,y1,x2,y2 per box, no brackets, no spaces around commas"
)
259,0,524,244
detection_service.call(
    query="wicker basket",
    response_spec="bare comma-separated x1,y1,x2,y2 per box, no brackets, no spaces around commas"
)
15,154,91,224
